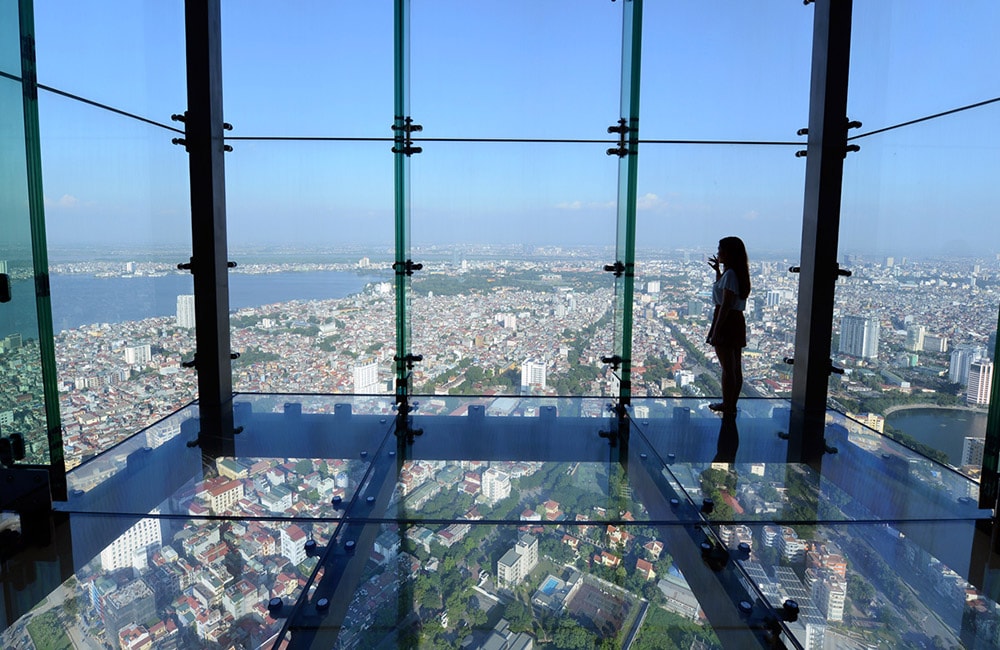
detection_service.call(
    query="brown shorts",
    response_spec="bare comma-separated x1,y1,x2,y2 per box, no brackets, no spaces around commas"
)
709,306,747,349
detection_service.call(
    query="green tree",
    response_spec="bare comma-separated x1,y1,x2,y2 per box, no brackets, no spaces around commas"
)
847,573,875,606
552,620,594,649
504,600,533,633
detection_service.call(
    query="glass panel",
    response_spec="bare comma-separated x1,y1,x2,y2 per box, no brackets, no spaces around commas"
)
224,140,395,394
410,141,618,397
838,101,1000,470
0,76,49,464
0,0,19,76
221,1,392,137
408,0,623,399
732,519,990,649
326,522,739,650
58,396,396,518
33,1,185,121
0,513,337,650
629,398,985,524
850,0,1000,133
411,0,620,140
4,395,985,649
38,90,195,469
633,144,803,403
641,2,812,142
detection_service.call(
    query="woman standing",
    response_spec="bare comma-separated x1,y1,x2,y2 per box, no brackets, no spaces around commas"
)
706,237,751,415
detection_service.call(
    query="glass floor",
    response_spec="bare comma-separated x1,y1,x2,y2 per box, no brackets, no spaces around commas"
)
1,395,997,649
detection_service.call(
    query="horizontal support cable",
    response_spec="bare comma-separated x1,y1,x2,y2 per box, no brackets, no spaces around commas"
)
849,96,1000,141
641,139,799,146
227,134,801,146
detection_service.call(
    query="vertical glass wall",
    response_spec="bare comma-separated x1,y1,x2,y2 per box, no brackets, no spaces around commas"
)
222,2,395,403
408,1,622,405
0,4,51,465
33,1,195,468
633,4,810,409
838,0,1000,472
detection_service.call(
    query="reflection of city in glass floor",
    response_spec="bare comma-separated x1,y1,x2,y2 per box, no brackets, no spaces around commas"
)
1,396,994,649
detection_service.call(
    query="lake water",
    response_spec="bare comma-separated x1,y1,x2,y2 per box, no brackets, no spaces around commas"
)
886,408,988,466
3,271,381,337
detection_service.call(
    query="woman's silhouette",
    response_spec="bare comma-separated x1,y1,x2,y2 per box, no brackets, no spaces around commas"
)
706,237,751,415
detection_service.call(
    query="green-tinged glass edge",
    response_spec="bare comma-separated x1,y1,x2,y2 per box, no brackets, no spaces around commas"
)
981,302,1000,510
20,0,65,497
393,0,412,405
614,0,642,406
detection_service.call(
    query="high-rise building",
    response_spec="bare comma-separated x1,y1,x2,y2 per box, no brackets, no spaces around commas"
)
497,313,517,330
813,576,846,622
967,361,993,406
123,344,152,366
481,467,511,504
839,316,880,360
103,579,156,644
280,525,308,566
176,294,196,329
496,533,538,590
963,437,986,467
520,359,547,391
100,511,162,572
950,346,987,385
905,325,925,352
352,357,380,393
923,334,948,353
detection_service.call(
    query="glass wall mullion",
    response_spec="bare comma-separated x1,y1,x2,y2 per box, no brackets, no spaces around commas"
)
18,0,65,496
613,0,643,408
393,0,413,410
788,0,854,463
184,0,233,455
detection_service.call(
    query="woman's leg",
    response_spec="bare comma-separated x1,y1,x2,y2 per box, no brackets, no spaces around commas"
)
732,348,743,409
715,344,733,410
715,345,741,412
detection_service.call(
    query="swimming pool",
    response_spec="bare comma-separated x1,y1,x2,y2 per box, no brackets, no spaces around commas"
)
541,577,559,595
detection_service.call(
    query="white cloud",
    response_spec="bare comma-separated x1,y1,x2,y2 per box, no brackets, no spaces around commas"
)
743,209,760,221
636,192,669,211
45,194,80,208
554,200,616,211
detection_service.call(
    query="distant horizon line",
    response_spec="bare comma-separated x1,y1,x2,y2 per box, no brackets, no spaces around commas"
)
34,242,1000,263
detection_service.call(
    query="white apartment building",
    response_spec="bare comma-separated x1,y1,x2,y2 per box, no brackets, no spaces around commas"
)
482,467,512,505
497,533,538,590
100,510,162,572
967,361,993,406
520,359,547,391
176,294,196,328
353,357,380,394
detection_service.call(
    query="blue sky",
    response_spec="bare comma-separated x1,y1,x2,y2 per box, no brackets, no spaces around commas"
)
23,0,1000,258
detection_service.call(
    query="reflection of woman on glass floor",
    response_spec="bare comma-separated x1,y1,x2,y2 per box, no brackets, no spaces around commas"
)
707,236,751,415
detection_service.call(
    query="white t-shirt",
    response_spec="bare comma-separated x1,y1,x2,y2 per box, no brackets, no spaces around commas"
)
713,269,746,311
